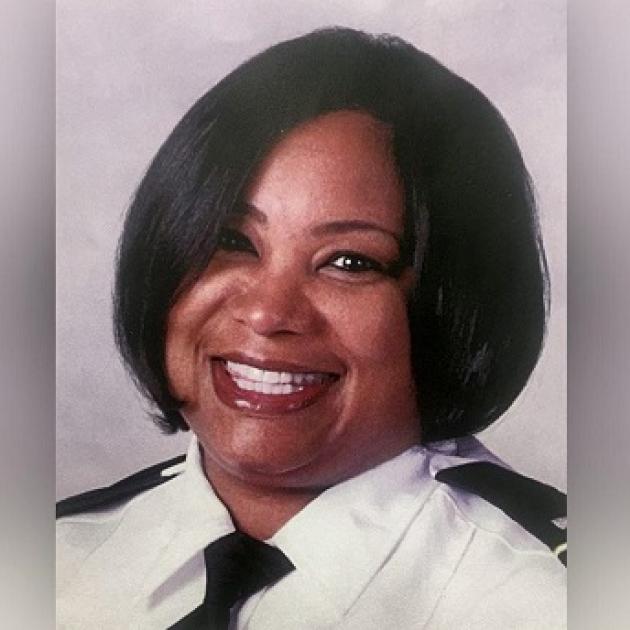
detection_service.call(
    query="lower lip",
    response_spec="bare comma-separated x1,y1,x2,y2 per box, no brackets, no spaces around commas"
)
211,360,337,415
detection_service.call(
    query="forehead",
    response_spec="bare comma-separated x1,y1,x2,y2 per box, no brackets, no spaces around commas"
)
245,110,404,231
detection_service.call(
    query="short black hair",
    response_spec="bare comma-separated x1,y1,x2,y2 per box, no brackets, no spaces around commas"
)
113,27,548,442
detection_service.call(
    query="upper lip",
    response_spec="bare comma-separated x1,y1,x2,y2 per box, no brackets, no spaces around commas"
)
214,351,343,376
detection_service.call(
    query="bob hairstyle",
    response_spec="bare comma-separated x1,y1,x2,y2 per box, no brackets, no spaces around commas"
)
114,27,548,443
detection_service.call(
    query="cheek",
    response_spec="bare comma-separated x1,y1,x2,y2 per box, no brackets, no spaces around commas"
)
164,322,196,402
164,277,230,401
325,285,411,366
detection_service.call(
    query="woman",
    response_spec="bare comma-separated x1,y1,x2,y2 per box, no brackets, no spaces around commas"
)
57,28,566,629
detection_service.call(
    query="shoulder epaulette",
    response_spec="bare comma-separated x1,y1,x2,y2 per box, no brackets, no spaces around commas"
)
435,462,567,565
56,454,186,519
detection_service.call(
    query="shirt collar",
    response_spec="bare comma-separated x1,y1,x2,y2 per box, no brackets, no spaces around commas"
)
148,435,501,620
140,437,235,603
174,436,236,547
162,438,438,618
269,445,438,618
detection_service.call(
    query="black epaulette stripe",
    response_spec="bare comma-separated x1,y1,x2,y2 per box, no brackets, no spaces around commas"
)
435,462,567,565
56,454,186,519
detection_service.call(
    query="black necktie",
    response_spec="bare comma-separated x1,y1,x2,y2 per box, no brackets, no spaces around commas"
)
168,531,295,630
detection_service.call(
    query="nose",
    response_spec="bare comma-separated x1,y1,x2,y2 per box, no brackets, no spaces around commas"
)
231,272,320,337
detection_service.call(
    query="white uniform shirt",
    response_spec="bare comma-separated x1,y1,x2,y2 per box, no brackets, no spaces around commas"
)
57,437,566,629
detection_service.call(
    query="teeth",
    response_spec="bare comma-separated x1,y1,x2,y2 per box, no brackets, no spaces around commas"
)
234,376,305,396
234,378,255,391
225,360,328,391
262,371,276,384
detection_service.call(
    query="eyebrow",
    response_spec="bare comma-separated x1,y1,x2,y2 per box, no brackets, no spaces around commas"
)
241,203,401,243
310,219,402,243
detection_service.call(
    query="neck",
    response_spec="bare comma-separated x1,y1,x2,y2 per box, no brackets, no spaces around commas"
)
202,457,322,540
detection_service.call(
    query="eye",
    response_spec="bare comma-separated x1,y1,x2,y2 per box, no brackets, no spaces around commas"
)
326,252,385,274
217,228,257,254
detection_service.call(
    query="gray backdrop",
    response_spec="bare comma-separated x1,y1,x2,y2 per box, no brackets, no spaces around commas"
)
56,0,566,499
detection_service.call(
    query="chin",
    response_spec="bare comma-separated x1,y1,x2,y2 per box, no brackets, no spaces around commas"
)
205,441,323,485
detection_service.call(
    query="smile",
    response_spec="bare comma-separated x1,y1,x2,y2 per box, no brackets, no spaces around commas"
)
225,360,329,394
211,358,338,414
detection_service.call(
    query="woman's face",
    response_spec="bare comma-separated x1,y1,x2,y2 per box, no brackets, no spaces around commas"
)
166,110,420,490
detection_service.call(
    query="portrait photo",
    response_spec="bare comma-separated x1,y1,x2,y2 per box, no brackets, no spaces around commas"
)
57,2,566,628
